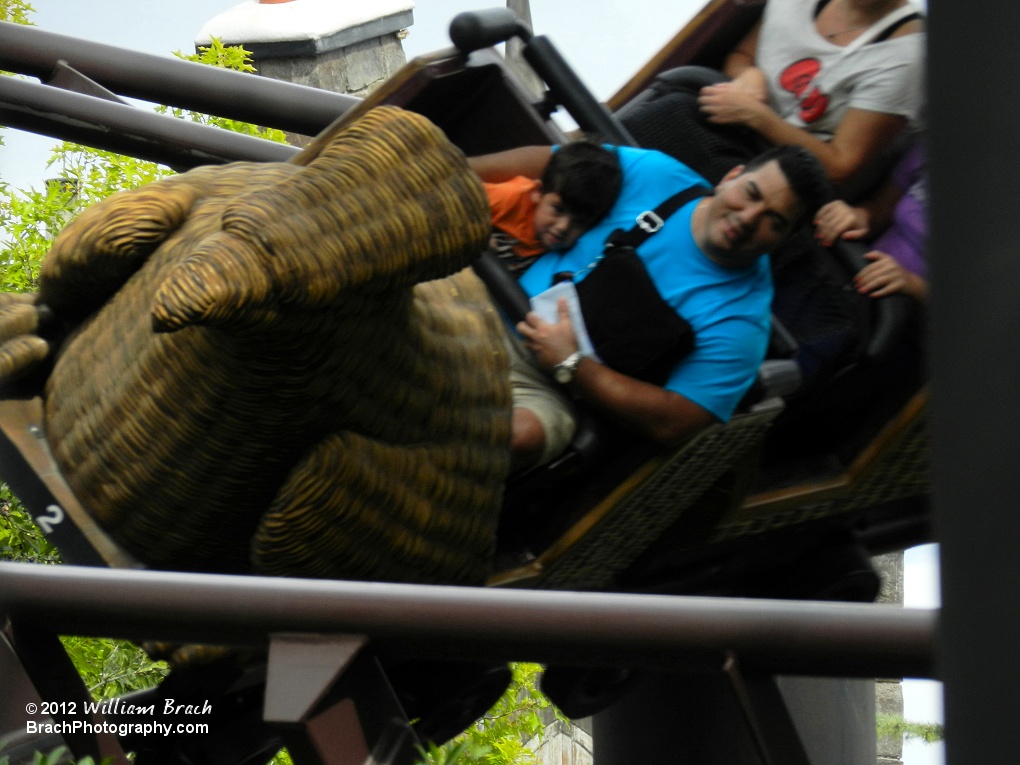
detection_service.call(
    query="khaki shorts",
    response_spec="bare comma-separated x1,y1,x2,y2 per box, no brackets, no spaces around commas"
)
504,328,578,466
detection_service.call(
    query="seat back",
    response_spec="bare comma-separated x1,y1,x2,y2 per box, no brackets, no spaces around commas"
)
492,399,785,590
613,65,916,395
614,66,765,184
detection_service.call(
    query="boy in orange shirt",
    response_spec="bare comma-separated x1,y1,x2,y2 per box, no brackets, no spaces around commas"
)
484,141,622,276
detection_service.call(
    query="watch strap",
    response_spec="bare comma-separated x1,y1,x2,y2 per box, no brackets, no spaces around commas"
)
554,351,584,384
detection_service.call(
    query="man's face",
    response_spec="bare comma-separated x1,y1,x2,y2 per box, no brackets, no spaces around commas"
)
696,160,804,267
531,190,586,251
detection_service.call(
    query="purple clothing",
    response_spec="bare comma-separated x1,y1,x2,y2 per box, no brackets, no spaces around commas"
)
873,142,927,278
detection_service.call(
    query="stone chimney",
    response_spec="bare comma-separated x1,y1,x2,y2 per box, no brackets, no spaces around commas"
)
196,0,414,97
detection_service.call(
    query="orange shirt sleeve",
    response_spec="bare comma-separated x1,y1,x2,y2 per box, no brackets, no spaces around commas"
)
484,176,546,259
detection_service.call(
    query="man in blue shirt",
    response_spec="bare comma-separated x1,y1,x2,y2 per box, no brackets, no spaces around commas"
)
470,144,830,468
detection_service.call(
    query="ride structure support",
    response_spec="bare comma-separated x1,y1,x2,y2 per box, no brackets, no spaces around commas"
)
0,562,936,764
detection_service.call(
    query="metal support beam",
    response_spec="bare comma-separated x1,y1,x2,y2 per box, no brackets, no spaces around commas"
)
0,562,936,679
723,655,812,765
0,20,359,136
0,75,299,169
3,621,131,764
265,634,419,765
929,0,1020,762
47,60,130,104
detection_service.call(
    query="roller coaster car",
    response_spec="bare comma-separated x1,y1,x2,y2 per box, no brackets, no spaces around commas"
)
336,1,931,600
0,3,929,763
0,0,928,603
0,1,927,592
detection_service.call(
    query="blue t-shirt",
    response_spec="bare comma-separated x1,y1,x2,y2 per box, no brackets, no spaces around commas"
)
519,146,773,422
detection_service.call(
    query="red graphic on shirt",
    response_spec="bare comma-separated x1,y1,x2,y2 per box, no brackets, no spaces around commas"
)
779,58,829,124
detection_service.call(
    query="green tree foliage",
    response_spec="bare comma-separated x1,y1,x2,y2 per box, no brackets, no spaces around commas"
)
59,637,169,701
0,180,76,292
165,39,289,142
0,746,113,765
877,713,945,745
417,663,565,765
0,0,34,26
0,485,60,563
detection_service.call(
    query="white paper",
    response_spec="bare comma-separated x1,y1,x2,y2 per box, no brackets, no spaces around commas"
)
529,280,599,360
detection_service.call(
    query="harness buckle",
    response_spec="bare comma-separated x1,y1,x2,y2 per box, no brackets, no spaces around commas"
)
636,210,664,234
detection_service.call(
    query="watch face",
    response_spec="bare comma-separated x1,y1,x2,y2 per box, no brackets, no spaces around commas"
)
554,353,580,384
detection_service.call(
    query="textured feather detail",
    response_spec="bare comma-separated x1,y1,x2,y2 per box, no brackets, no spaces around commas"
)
40,106,510,583
151,106,490,333
0,335,50,384
0,298,50,384
39,179,203,319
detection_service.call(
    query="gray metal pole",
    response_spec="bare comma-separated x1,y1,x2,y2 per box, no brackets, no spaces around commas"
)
505,0,544,97
0,20,359,136
0,562,936,679
0,75,299,168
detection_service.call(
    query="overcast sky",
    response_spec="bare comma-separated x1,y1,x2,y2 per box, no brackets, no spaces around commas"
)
0,3,943,762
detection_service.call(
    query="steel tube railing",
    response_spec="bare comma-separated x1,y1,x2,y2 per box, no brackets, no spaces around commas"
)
0,20,359,136
0,562,937,679
0,75,299,169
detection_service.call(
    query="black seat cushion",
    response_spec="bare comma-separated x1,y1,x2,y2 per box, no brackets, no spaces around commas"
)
615,66,766,184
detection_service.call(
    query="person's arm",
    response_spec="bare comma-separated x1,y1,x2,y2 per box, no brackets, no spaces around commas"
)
467,146,553,183
814,200,871,247
569,357,717,444
854,250,928,301
721,20,769,103
695,87,908,185
516,299,716,445
854,175,904,234
814,170,908,245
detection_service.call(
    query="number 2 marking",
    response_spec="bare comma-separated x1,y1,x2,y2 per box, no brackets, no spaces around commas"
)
36,504,65,534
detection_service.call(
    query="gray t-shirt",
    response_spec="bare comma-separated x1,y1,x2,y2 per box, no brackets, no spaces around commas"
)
756,0,925,139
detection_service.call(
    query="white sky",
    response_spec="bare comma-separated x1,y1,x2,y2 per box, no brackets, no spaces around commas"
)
903,543,944,765
0,3,943,763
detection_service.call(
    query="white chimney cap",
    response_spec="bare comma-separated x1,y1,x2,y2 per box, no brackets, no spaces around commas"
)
196,0,415,47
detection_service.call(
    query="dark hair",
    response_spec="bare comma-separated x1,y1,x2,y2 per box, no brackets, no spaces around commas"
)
743,145,833,228
541,141,623,228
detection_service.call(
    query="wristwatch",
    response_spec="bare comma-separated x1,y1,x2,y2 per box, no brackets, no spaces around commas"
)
553,352,584,384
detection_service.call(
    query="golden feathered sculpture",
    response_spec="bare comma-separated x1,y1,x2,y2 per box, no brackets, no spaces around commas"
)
0,106,512,586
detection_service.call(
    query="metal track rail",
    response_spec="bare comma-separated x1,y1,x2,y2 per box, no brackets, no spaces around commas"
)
0,562,937,680
0,75,299,169
0,20,359,135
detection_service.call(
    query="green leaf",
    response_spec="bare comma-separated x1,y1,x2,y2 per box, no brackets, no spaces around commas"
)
0,0,35,27
414,663,562,765
876,713,944,744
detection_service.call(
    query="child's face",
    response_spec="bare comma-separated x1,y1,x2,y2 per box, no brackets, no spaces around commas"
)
531,190,586,251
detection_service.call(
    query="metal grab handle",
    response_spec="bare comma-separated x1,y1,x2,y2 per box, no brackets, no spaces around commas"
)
449,8,533,52
449,9,637,145
832,239,915,364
